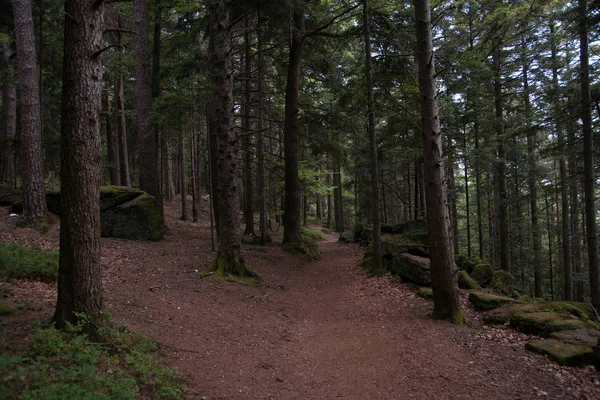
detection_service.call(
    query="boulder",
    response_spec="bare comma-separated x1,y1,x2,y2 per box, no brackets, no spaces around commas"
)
550,329,600,347
389,253,431,286
338,231,354,243
390,219,426,234
455,253,468,269
462,257,483,274
101,192,164,241
470,263,494,286
526,339,594,367
468,291,514,311
458,270,481,290
510,312,591,337
483,302,597,327
382,235,429,258
490,270,514,294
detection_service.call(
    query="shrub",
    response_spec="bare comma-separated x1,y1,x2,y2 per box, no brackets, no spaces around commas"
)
0,243,59,281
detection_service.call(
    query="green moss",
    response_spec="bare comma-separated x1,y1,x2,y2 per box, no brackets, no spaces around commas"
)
457,270,481,290
0,242,59,281
282,236,321,260
416,287,433,301
0,300,19,316
550,329,600,347
338,231,354,243
525,339,594,367
510,312,590,337
470,263,493,286
468,291,514,311
199,254,260,284
462,257,483,274
300,226,326,241
101,193,164,241
490,270,515,294
455,253,468,269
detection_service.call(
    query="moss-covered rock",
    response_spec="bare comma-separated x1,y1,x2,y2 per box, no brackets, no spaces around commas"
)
510,312,591,337
462,257,483,274
455,253,468,269
490,270,514,294
458,270,481,290
388,253,431,286
381,235,429,258
483,301,597,327
468,291,515,311
470,263,494,286
526,339,594,367
550,329,600,347
416,287,433,301
101,193,164,240
390,219,426,234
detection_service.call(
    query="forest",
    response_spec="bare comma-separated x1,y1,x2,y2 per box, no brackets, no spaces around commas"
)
1,0,600,398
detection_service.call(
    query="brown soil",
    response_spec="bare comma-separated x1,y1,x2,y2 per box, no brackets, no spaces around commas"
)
1,202,600,399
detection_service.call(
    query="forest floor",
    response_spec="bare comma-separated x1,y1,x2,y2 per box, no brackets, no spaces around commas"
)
2,201,600,399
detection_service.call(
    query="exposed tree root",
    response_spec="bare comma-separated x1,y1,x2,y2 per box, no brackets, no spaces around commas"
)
200,254,261,284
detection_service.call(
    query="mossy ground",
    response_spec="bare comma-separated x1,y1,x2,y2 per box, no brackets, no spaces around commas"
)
199,254,261,284
0,242,59,281
282,235,321,260
0,316,186,399
300,226,326,241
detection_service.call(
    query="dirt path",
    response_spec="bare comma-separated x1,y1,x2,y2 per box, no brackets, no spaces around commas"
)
2,204,600,399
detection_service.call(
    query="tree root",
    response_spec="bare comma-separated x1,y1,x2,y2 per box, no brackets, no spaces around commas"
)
199,254,261,284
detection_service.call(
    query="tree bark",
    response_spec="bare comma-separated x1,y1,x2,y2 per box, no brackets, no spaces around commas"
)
203,0,257,279
282,10,304,245
333,151,344,232
0,40,16,185
115,74,130,187
256,0,267,243
54,0,104,334
179,124,187,220
133,0,162,213
105,87,120,185
579,0,599,308
363,0,381,269
413,0,463,322
492,37,509,272
12,0,47,226
242,17,254,236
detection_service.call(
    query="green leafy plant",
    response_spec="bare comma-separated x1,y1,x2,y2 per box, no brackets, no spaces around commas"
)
0,243,59,281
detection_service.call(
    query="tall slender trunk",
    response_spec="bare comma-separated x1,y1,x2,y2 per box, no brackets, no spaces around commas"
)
487,172,495,265
579,0,599,307
115,13,130,187
106,87,120,185
546,192,554,299
12,0,47,226
474,123,484,260
364,0,381,269
333,151,344,232
242,17,254,236
0,40,16,185
413,0,463,322
133,0,162,214
282,10,304,245
152,0,163,207
568,104,583,301
179,124,187,220
446,134,459,255
326,154,332,229
54,0,104,334
523,41,542,297
463,122,471,257
492,37,509,272
256,0,267,243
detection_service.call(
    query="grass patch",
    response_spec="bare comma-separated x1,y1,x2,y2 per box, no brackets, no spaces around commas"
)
0,243,59,282
0,315,185,399
300,226,326,241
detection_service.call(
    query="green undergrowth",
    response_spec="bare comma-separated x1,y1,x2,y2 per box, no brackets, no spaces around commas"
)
300,226,326,241
282,235,321,260
0,242,59,282
0,314,185,399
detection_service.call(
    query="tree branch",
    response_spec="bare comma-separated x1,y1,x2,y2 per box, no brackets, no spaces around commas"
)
304,4,360,38
94,0,132,9
92,45,124,59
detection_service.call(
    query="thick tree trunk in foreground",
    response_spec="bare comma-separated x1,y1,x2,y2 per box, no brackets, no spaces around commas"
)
413,0,463,323
363,0,381,270
12,0,47,226
54,0,104,334
282,10,304,245
202,0,258,280
133,0,162,214
579,0,599,308
0,40,16,185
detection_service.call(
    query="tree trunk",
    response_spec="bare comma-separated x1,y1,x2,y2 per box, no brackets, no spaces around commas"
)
0,40,16,185
413,0,463,323
579,0,599,308
191,124,199,222
462,124,471,257
492,37,509,272
256,1,267,243
242,18,254,236
333,151,344,232
179,124,187,220
326,154,332,229
474,123,484,260
282,10,304,245
523,41,542,298
363,0,381,269
568,103,583,301
133,0,162,214
105,87,120,185
203,0,257,279
12,0,47,227
54,0,104,334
